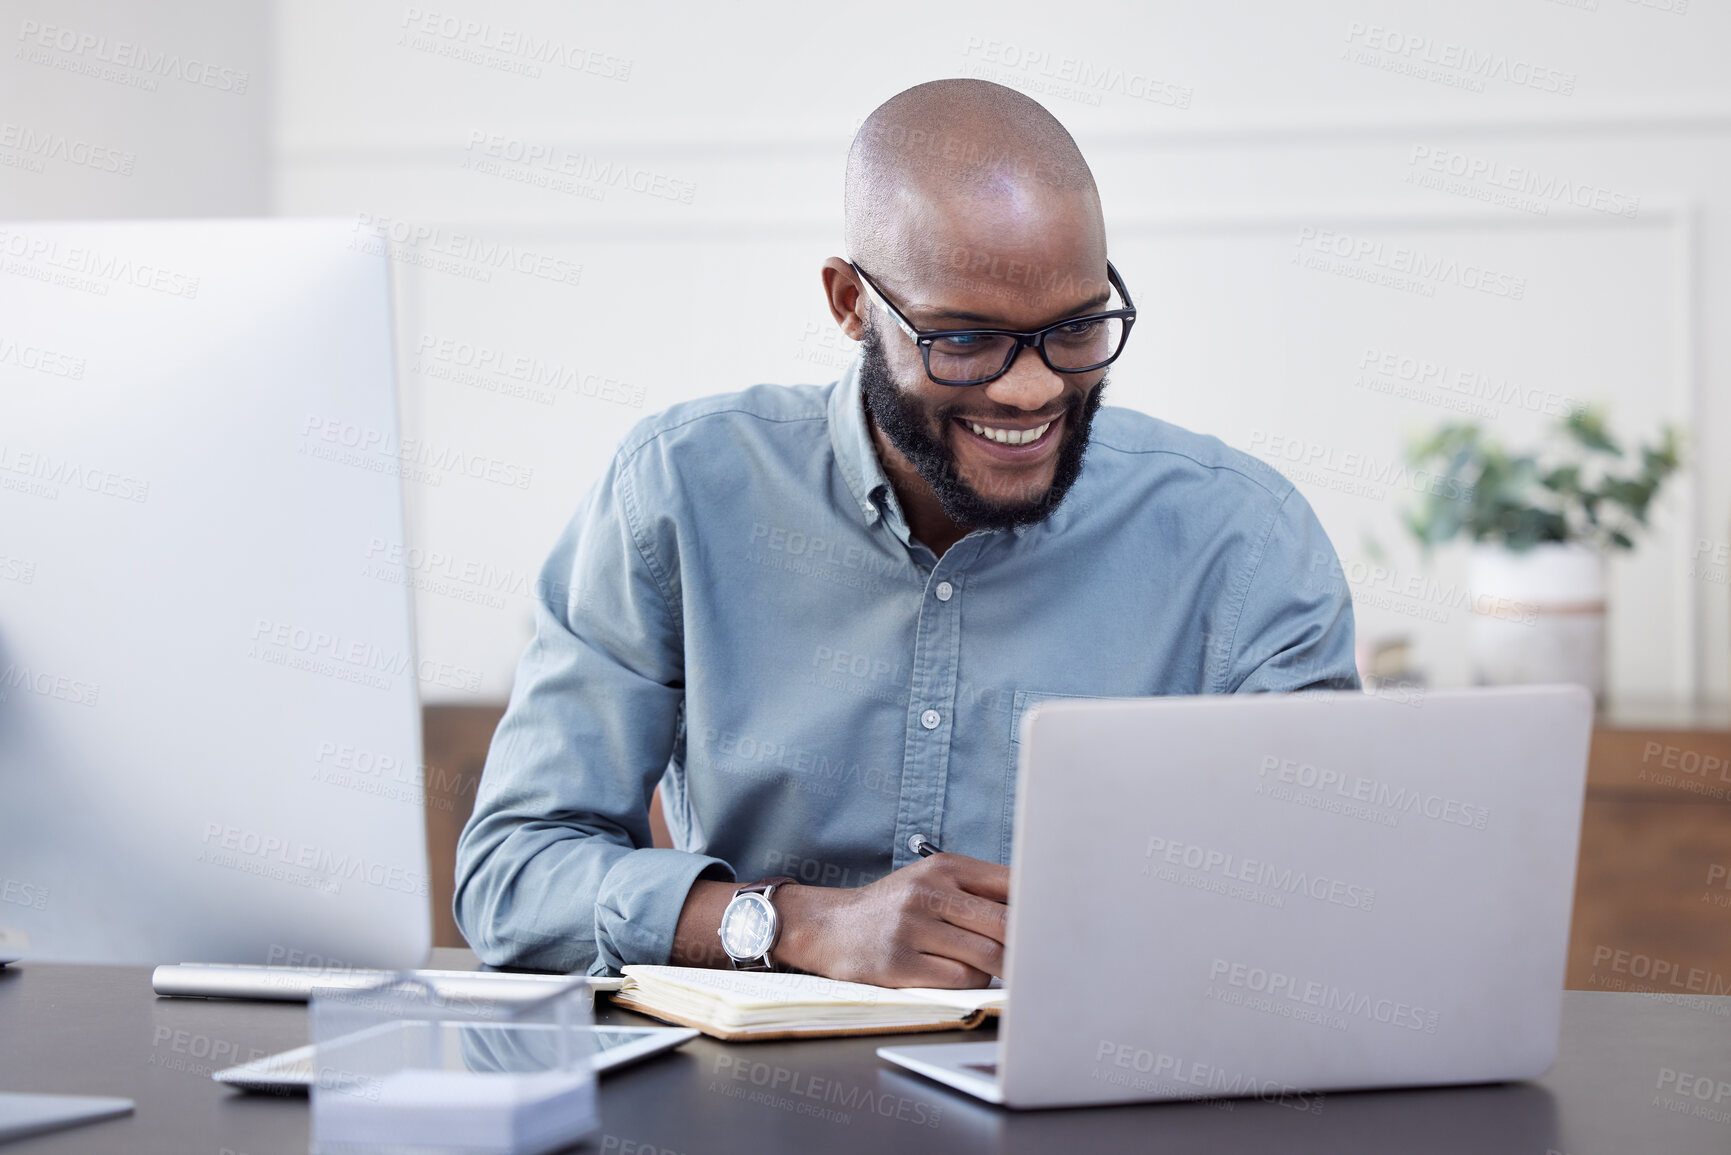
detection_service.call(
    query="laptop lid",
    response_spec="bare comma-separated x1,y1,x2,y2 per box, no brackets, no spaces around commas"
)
996,686,1592,1109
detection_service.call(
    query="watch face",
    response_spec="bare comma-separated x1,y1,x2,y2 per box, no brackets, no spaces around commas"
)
720,892,775,960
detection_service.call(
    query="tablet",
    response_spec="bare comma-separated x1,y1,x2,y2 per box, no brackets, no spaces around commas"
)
0,1093,134,1142
214,1024,697,1093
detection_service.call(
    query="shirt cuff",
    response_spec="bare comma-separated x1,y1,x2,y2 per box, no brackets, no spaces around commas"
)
592,847,736,975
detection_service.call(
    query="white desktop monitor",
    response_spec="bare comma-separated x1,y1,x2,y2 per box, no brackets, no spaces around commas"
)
0,219,430,967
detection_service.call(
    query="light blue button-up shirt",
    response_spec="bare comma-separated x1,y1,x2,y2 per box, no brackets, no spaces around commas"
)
454,355,1359,974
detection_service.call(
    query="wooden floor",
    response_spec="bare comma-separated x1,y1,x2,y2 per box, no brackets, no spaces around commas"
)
422,705,1731,989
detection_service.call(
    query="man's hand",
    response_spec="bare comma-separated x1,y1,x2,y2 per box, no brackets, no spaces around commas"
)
774,854,1008,988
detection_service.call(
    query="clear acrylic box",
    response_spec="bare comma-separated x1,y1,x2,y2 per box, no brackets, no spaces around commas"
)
309,974,597,1155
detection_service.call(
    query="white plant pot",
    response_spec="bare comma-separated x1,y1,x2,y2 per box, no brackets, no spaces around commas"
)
1468,542,1606,701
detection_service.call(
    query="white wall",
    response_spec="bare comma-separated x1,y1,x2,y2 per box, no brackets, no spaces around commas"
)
0,0,271,216
19,0,1729,708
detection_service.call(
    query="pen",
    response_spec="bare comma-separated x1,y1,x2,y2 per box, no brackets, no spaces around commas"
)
910,833,941,858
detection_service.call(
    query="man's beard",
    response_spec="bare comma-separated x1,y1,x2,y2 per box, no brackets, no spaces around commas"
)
857,321,1106,532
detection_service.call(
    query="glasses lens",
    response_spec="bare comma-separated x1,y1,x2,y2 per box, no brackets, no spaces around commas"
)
1042,315,1126,371
926,332,1020,385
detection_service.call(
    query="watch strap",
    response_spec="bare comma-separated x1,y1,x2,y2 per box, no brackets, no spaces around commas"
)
736,875,796,899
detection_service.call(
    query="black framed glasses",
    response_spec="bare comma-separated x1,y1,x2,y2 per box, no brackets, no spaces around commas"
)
849,258,1137,387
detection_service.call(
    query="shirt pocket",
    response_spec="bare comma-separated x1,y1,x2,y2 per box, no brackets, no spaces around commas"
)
1001,689,1137,861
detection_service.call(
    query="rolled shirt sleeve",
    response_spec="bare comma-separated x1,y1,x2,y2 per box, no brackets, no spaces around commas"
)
454,449,733,975
1223,488,1361,694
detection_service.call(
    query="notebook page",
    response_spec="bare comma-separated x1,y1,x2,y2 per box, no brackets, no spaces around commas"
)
621,966,1005,1013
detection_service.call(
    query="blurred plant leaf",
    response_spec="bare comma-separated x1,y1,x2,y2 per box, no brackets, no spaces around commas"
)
1401,409,1681,554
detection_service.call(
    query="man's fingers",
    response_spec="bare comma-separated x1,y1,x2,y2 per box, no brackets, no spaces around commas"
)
921,852,1011,903
904,953,992,990
915,920,1005,981
953,858,1011,903
917,882,1009,945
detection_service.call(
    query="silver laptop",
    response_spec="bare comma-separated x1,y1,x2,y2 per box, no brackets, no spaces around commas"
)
880,686,1592,1109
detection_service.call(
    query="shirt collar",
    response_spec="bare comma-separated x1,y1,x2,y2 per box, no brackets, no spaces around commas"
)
827,351,1042,541
828,352,894,528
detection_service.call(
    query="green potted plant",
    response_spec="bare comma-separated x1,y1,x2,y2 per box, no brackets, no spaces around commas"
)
1403,408,1682,700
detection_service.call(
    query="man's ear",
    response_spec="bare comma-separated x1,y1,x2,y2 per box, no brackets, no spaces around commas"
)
820,258,867,341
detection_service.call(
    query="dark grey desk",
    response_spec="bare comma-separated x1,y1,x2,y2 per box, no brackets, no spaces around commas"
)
2,948,1729,1154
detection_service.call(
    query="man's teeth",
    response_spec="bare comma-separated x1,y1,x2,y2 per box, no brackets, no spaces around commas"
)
966,420,1051,446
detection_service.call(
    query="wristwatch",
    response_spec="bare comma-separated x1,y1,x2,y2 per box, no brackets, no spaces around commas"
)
717,876,796,971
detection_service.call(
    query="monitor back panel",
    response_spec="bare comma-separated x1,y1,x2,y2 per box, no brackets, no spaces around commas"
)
997,687,1591,1109
0,219,429,967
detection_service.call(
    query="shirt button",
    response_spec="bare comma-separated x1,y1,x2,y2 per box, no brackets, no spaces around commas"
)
935,581,954,602
920,709,941,730
863,505,880,523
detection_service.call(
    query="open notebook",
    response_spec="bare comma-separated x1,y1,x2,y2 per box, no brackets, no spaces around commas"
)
610,966,1006,1041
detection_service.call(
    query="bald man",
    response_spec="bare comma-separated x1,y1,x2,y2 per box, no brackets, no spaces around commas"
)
455,80,1359,985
